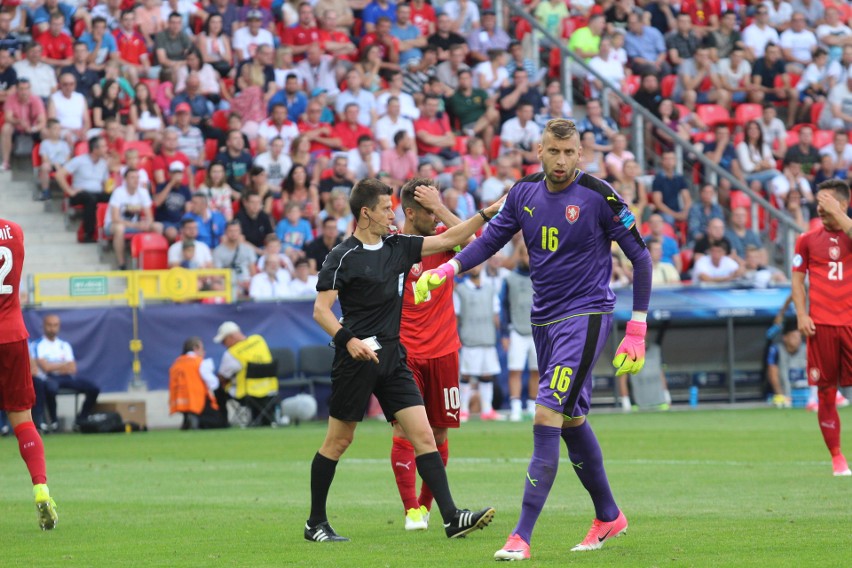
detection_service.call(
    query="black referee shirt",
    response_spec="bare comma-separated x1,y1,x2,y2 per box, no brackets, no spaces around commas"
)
317,234,424,344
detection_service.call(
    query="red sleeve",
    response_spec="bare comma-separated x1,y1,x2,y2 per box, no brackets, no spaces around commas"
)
793,233,809,274
152,155,166,175
281,27,295,46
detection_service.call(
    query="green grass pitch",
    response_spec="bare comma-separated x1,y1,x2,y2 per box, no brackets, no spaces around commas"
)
1,408,850,567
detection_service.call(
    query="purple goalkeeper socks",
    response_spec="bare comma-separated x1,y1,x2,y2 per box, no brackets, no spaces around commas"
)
513,425,562,544
561,421,619,522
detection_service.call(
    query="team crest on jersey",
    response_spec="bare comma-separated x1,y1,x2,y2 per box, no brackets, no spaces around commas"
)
830,246,841,260
792,254,802,268
565,205,580,224
411,262,423,277
810,367,820,381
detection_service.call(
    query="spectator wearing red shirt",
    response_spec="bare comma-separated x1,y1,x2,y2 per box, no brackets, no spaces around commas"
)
280,2,319,60
409,0,437,37
317,9,357,61
297,97,342,156
359,17,401,70
331,103,374,151
38,13,74,69
152,127,192,188
413,95,459,171
114,10,150,84
680,0,721,35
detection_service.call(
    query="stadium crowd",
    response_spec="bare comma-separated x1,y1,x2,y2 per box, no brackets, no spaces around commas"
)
1,0,848,296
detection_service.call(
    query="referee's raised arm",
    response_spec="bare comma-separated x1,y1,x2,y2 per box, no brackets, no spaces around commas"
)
420,190,506,257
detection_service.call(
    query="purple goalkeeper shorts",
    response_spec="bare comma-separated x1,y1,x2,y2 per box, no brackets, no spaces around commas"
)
532,313,613,419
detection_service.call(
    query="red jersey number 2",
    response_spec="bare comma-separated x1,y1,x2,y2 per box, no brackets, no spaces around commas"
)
0,246,13,295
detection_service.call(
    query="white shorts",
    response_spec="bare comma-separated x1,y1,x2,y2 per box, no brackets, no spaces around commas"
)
507,330,538,372
460,346,501,377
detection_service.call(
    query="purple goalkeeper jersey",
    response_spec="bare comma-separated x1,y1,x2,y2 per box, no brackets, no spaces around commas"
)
455,170,651,325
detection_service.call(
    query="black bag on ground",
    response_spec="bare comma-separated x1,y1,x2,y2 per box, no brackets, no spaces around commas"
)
77,412,125,434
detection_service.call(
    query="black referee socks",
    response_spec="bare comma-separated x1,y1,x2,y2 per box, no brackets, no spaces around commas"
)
415,451,457,523
309,452,338,526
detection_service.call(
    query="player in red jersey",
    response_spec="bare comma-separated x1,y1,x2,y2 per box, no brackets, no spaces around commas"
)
792,179,852,476
0,219,59,528
391,179,469,531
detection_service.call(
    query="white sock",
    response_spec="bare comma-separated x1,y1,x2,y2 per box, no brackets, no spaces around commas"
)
663,389,672,405
526,399,536,415
621,396,632,410
479,381,494,414
460,381,471,413
510,398,522,415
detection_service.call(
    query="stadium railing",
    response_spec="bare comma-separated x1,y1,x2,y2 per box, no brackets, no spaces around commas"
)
497,0,804,275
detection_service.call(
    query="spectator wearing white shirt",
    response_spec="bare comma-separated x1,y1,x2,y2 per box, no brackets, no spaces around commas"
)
256,103,299,154
48,72,89,145
769,156,813,206
693,240,744,284
249,254,291,300
374,96,416,150
499,102,541,167
296,44,341,99
231,11,275,62
375,70,420,119
473,49,509,96
797,48,836,124
106,168,162,270
283,259,319,299
254,136,294,189
764,0,794,32
779,12,818,72
13,42,57,100
442,0,480,36
818,68,852,131
742,6,780,61
587,36,625,112
344,135,381,179
334,68,378,127
816,7,852,63
758,104,788,159
168,217,213,267
819,130,852,172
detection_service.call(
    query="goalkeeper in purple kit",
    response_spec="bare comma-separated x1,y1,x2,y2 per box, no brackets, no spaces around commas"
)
415,119,652,561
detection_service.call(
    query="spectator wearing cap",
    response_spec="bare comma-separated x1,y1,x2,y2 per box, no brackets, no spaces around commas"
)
391,3,425,68
818,66,852,131
427,12,466,61
55,138,110,242
155,12,193,71
153,159,193,242
168,217,214,268
267,74,307,124
183,191,227,249
172,102,205,169
154,127,193,188
257,102,300,155
468,8,510,64
236,0,275,33
335,69,378,127
693,239,744,284
280,2,319,61
13,43,57,101
233,9,275,62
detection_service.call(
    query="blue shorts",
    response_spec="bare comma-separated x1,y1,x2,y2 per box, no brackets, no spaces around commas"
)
732,91,747,104
532,313,613,419
105,225,143,237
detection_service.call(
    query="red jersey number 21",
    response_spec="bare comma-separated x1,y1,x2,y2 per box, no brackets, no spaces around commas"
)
829,261,844,281
0,246,13,295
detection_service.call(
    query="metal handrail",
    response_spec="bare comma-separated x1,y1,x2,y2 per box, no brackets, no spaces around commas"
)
495,0,803,273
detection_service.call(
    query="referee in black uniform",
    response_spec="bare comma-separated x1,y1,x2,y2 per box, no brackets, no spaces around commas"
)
305,178,504,543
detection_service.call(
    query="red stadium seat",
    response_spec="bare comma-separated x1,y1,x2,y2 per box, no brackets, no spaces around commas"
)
96,202,111,260
515,18,531,42
131,233,169,270
734,104,762,126
810,102,824,125
454,135,468,154
660,75,677,99
785,131,800,148
194,169,206,188
490,136,501,161
695,104,731,128
789,122,815,133
624,75,640,96
124,140,154,159
813,130,834,149
211,110,229,131
205,139,219,162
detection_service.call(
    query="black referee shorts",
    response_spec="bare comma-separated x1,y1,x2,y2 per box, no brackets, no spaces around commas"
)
328,342,424,422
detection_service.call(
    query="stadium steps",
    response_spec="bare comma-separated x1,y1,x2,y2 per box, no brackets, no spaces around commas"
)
0,168,113,283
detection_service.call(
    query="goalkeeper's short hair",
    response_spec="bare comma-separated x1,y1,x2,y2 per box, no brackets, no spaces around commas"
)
400,178,436,212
